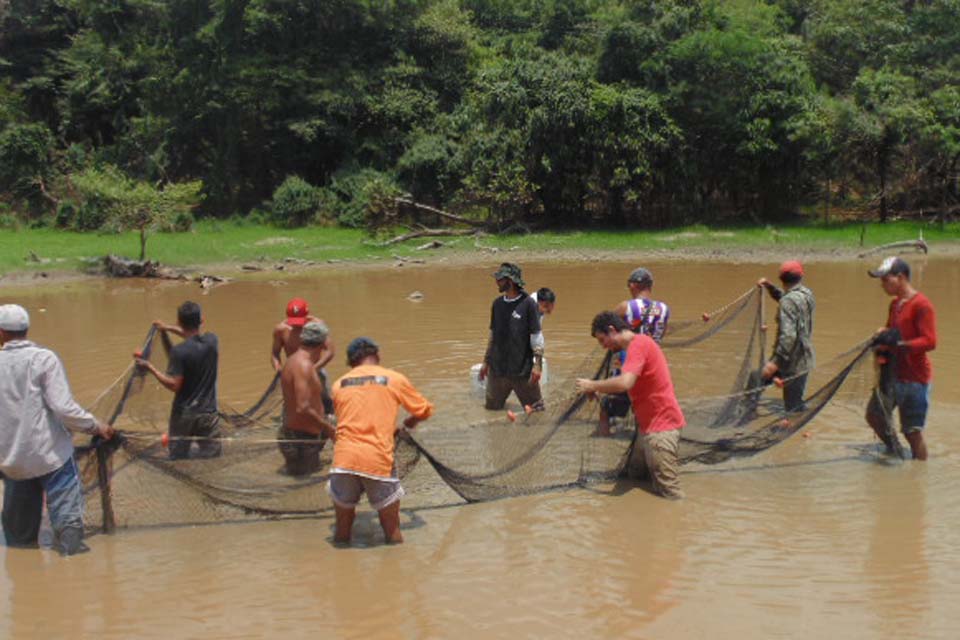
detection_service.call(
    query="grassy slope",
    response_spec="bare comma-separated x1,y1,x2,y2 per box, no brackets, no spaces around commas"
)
0,220,957,275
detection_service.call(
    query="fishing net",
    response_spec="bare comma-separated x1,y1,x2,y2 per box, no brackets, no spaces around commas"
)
71,287,892,534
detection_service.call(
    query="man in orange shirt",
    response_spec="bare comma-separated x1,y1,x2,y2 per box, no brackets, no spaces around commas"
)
328,337,434,544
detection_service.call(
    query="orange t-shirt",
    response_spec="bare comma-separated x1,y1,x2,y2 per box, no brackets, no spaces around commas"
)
331,364,434,478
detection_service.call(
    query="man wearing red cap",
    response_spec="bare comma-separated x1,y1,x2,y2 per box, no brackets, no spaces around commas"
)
757,260,816,412
272,298,335,413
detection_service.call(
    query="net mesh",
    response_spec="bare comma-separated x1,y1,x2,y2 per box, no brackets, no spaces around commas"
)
73,288,899,533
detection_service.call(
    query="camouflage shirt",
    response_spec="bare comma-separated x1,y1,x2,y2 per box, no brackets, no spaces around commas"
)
772,284,815,375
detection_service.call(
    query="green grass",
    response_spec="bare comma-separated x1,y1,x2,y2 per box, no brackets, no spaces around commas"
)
1,219,957,275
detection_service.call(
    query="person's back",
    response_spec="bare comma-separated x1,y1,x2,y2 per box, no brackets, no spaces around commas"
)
776,283,815,375
623,297,670,343
332,363,432,477
328,337,433,544
0,342,86,479
169,333,219,415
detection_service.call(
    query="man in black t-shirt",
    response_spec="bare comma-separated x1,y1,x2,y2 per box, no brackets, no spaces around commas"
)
478,263,544,411
135,301,222,459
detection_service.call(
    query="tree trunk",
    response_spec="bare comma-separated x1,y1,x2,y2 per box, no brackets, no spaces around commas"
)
139,227,147,261
878,144,890,223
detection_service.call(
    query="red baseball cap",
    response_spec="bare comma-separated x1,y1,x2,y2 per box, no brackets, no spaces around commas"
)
778,260,804,278
285,298,309,326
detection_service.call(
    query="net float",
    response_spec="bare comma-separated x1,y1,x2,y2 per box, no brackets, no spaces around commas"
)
161,433,169,447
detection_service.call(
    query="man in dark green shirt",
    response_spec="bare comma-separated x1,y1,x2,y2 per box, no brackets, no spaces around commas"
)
758,260,816,412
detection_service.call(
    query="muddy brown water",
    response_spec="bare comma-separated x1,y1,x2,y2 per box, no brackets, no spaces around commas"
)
2,255,959,638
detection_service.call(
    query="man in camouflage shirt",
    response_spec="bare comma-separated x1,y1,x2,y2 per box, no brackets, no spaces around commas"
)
758,260,816,412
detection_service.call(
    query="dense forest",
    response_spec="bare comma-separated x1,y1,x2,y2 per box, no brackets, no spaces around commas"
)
0,0,958,234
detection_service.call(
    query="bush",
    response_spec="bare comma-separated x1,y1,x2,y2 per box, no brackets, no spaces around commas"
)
55,201,77,228
75,201,108,231
270,175,320,228
0,213,20,230
173,210,194,232
328,168,401,229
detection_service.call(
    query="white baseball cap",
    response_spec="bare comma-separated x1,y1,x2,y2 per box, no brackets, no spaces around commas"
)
0,304,30,331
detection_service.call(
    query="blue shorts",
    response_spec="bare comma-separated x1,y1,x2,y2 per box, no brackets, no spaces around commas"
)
893,381,931,433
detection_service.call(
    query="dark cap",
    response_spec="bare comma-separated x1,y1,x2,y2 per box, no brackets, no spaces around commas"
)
346,336,379,365
868,256,911,279
493,263,524,288
628,267,653,287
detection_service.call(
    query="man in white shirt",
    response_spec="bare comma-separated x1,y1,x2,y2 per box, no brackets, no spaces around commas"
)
0,304,114,554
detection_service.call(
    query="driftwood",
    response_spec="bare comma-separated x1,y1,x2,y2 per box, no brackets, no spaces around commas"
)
102,255,184,280
858,238,929,258
379,227,479,247
394,198,486,228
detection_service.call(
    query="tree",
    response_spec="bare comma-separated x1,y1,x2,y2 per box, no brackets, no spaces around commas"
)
70,165,202,259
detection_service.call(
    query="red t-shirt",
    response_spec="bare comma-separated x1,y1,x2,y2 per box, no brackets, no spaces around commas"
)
621,334,685,434
887,292,936,384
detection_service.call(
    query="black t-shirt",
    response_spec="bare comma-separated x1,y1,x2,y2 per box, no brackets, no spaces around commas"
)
167,333,219,415
488,293,541,377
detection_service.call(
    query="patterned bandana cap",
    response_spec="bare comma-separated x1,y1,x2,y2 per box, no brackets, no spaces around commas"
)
300,321,329,346
492,263,525,288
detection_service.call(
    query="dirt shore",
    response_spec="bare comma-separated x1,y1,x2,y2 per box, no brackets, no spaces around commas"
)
0,241,953,292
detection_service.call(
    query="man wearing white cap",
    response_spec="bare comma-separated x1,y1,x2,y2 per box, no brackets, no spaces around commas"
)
0,304,114,554
865,257,937,460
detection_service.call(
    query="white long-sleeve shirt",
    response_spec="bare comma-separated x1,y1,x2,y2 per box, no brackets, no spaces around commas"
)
0,340,98,480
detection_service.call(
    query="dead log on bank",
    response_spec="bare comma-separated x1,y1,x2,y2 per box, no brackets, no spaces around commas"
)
378,227,480,247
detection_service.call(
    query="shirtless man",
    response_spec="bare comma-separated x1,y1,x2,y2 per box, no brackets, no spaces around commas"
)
271,297,335,373
272,297,335,413
279,322,337,476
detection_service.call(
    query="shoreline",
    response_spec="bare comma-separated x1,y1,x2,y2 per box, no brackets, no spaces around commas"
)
0,240,953,292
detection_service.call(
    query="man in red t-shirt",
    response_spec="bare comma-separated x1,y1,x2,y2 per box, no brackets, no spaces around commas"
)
576,311,685,499
865,257,937,460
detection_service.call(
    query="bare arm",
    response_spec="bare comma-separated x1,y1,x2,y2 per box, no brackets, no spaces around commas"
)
614,300,629,319
576,371,638,396
135,357,184,393
316,336,335,370
154,320,185,338
271,327,285,372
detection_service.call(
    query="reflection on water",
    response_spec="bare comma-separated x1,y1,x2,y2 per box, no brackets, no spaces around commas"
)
2,256,959,637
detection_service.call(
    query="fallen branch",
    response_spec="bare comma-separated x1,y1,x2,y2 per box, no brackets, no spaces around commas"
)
379,228,479,247
394,198,487,228
858,239,929,258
